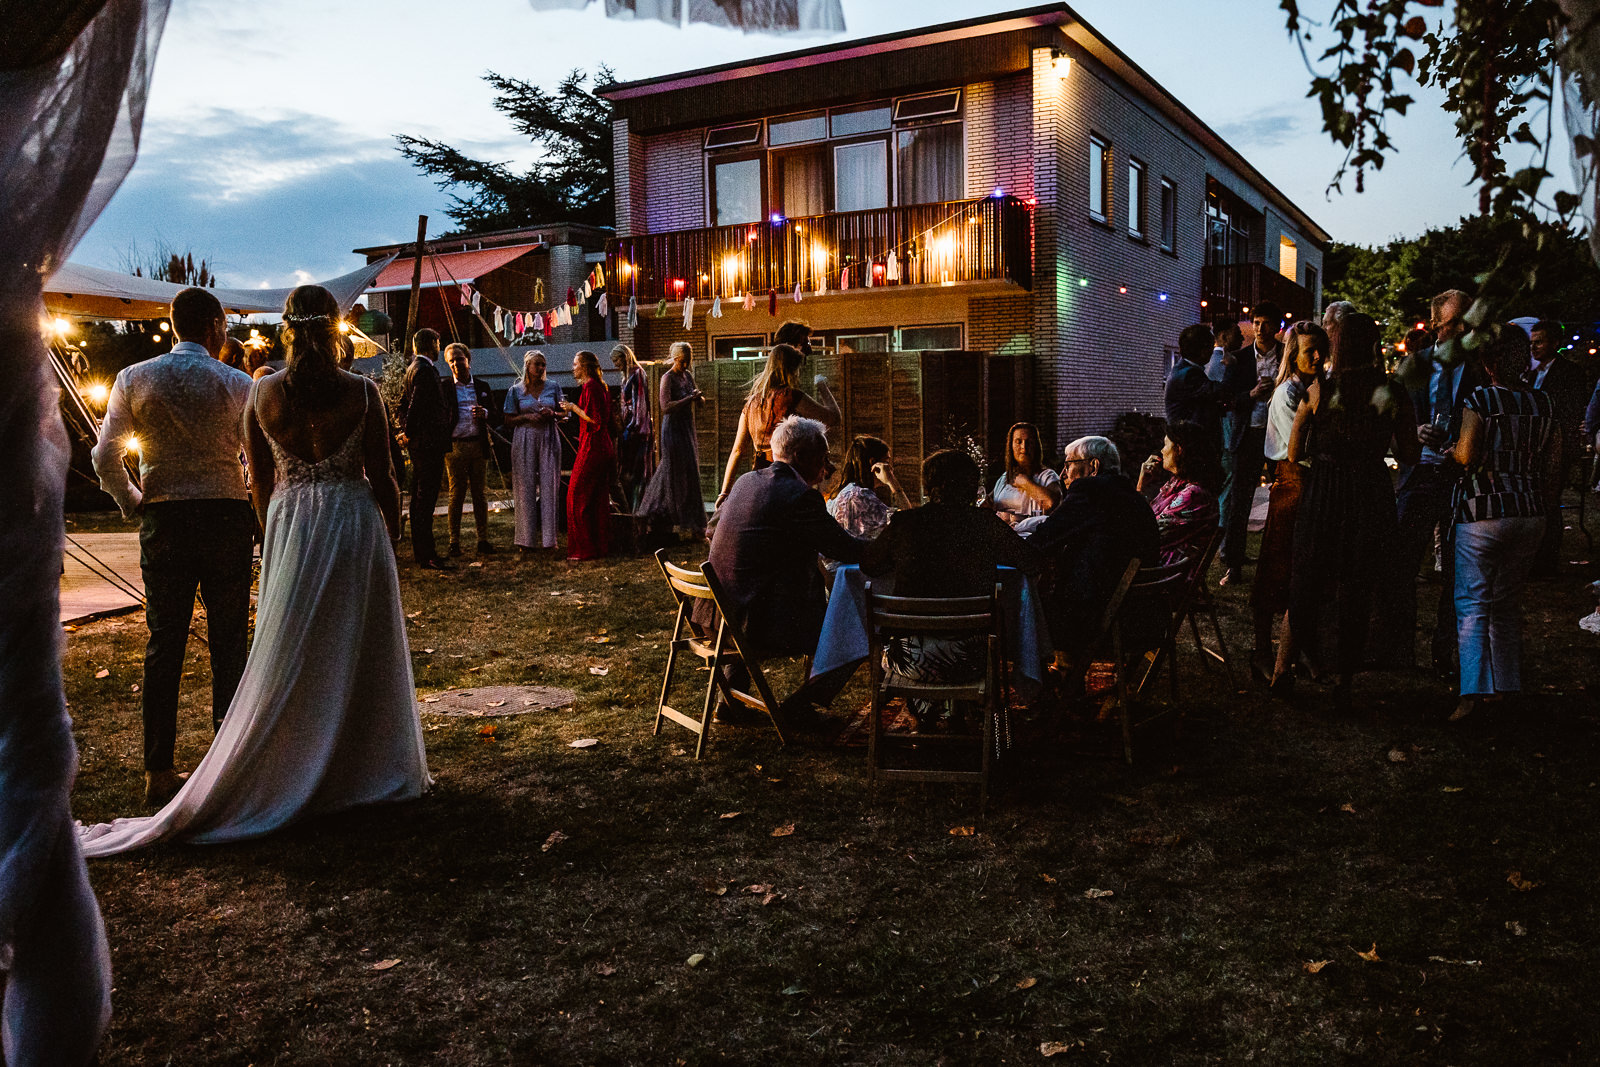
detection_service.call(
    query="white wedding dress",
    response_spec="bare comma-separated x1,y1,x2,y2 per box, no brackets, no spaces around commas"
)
80,394,431,857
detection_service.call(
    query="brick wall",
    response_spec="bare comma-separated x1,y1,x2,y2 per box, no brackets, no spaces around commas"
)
613,118,646,237
966,72,1034,202
969,293,1032,357
644,129,705,232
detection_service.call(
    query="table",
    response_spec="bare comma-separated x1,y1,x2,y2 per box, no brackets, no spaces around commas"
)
810,565,1053,699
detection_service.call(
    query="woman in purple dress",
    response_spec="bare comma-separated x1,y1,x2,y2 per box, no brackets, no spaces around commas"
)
637,342,707,539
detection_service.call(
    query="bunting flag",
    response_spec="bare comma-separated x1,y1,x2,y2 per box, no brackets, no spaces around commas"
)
792,283,802,303
743,290,755,312
711,294,722,318
557,305,571,327
682,296,695,330
459,283,472,307
628,296,638,328
542,313,554,339
840,267,850,290
581,280,592,300
655,298,668,318
533,277,545,304
886,251,900,282
597,292,609,318
594,264,605,289
515,312,525,334
767,288,777,316
815,271,827,296
532,312,544,334
566,287,577,309
471,290,482,313
493,308,504,332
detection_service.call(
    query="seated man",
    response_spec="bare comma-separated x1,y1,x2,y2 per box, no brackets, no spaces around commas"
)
861,450,1043,726
1030,435,1160,663
693,415,868,724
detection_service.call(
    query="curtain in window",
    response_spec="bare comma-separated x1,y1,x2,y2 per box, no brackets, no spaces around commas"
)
777,149,826,217
834,141,887,213
896,125,962,205
0,2,167,1061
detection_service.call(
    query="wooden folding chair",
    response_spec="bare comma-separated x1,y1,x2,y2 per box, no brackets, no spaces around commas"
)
652,549,787,758
864,581,1004,812
1112,563,1189,764
1176,528,1235,687
696,559,795,746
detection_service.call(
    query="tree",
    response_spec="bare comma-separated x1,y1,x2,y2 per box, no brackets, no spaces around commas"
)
396,68,614,234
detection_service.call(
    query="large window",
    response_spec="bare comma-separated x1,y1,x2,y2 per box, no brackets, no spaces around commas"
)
896,124,963,205
714,334,767,359
1159,178,1176,252
834,140,888,212
774,147,827,218
1088,135,1110,221
712,157,764,225
898,323,964,351
1127,158,1146,237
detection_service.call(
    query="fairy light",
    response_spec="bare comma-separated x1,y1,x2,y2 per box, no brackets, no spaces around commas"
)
86,382,109,405
53,317,72,336
158,321,169,332
125,435,141,453
337,321,351,334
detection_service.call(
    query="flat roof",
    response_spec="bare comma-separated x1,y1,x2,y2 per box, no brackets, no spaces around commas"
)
598,4,1329,246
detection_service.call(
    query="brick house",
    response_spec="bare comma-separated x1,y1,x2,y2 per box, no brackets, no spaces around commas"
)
598,2,1329,455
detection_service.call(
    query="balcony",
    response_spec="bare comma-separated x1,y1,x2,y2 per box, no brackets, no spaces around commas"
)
1201,261,1313,322
607,195,1033,305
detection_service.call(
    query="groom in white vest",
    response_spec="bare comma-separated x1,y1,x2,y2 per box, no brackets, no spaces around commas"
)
92,287,255,807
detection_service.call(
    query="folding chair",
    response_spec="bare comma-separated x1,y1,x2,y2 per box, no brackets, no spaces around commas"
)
864,581,1004,812
696,559,797,746
1112,563,1190,765
1176,528,1235,687
651,549,787,758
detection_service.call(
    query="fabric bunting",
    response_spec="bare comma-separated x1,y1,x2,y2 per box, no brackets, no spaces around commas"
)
682,296,694,330
767,288,777,316
710,294,722,318
792,284,802,303
742,291,755,312
655,298,667,318
597,292,609,318
886,251,900,282
628,296,638,328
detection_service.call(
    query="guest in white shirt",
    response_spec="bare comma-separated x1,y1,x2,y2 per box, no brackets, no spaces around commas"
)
991,421,1062,537
91,287,255,807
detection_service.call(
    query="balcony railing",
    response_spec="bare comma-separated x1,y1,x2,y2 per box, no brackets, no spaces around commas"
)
607,195,1033,305
1201,261,1313,322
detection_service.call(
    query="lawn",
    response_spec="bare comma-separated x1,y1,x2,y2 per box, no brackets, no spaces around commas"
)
65,510,1600,1064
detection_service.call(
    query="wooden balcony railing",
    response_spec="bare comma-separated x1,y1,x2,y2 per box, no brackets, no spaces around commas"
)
607,195,1032,305
1201,261,1314,322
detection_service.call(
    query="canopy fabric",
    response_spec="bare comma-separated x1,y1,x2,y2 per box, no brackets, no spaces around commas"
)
42,254,397,320
367,244,540,293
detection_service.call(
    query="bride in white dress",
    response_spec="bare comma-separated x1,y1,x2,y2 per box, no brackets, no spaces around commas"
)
81,285,431,857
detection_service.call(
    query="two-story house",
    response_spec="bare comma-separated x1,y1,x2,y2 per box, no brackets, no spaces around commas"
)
598,2,1329,457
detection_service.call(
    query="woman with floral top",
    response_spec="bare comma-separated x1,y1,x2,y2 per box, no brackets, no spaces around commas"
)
1136,420,1221,570
823,435,905,573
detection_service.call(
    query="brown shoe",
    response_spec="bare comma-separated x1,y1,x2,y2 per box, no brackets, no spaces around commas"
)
144,769,189,808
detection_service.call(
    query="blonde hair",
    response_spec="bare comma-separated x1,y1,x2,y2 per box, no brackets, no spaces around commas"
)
1277,321,1328,386
522,350,547,389
610,343,638,374
668,341,692,366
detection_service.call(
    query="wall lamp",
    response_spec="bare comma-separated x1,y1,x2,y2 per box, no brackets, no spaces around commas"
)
1051,48,1072,79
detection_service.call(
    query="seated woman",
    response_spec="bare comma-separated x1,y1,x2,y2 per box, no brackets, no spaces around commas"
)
827,434,906,540
991,421,1062,536
1136,420,1221,569
862,450,1043,727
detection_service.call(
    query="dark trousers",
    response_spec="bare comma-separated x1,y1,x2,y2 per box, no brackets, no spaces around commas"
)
1374,462,1459,667
1220,425,1269,567
408,441,446,563
140,499,255,771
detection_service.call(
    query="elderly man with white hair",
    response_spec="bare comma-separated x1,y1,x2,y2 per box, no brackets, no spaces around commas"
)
1031,435,1160,662
694,415,869,726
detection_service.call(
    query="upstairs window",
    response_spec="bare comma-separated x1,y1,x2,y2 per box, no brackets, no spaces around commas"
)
705,121,763,149
893,90,961,123
712,157,763,225
1127,158,1146,238
830,104,891,137
769,112,827,146
1088,135,1110,222
896,123,963,205
834,140,888,212
1159,178,1177,252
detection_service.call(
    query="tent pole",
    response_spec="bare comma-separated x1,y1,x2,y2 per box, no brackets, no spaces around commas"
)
401,214,427,357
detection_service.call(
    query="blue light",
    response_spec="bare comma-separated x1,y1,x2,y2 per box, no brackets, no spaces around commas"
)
991,187,1004,198
1158,292,1169,302
770,213,785,225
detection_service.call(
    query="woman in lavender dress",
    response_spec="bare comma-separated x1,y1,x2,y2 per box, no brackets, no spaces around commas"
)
503,351,565,552
637,342,707,538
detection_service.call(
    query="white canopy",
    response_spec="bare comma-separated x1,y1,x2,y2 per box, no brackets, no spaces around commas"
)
42,255,397,320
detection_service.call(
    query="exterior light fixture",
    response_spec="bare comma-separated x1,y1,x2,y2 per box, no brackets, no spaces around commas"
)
991,187,1004,198
1052,49,1072,79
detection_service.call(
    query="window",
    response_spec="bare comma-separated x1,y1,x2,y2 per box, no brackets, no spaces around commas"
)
769,111,827,146
898,324,964,351
1127,158,1146,237
1159,178,1177,252
1088,135,1110,221
714,335,767,360
774,147,827,217
1279,235,1298,282
1305,264,1319,310
705,121,762,149
830,104,891,137
893,90,961,123
896,124,962,205
712,157,763,226
834,332,890,354
833,140,888,212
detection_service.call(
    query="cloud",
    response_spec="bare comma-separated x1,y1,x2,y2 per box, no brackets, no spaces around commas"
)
1216,109,1301,150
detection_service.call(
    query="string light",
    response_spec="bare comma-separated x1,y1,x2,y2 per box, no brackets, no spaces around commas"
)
86,383,109,405
125,435,141,453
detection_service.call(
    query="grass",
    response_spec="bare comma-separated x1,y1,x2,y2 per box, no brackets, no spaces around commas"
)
66,509,1600,1064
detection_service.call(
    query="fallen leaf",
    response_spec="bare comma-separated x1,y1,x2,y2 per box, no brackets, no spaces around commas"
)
371,959,401,971
1355,943,1381,962
1387,749,1408,763
589,666,609,676
743,883,773,895
588,635,614,644
63,624,78,633
781,984,806,995
1339,803,1356,813
1442,786,1465,793
1506,920,1528,936
686,953,705,967
950,826,976,836
541,830,567,853
1040,1041,1073,1057
771,823,795,837
466,666,482,673
1016,976,1038,989
407,611,422,619
478,724,497,739
569,738,599,749
1304,960,1331,974
487,700,506,708
720,811,741,820
1506,870,1541,892
422,696,440,703
595,962,616,976
1084,888,1114,900
469,561,484,569
761,891,783,906
94,669,110,679
1039,873,1057,884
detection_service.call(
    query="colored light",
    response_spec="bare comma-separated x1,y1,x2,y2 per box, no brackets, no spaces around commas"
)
1200,300,1209,308
991,187,1004,198
1158,292,1168,302
770,213,785,225
1118,286,1128,294
1078,278,1089,288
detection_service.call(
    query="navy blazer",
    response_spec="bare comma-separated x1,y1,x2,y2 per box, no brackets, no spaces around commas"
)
397,355,450,451
441,373,497,450
1164,359,1231,439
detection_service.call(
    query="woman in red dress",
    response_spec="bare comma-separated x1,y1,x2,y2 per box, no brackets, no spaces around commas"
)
561,350,615,561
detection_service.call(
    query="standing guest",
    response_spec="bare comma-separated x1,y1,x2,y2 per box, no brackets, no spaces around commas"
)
1250,320,1328,692
1137,420,1221,569
562,350,616,561
1287,312,1421,711
1032,436,1159,664
716,342,840,507
502,351,564,553
441,343,497,557
1445,325,1558,721
217,336,247,370
1403,326,1433,361
396,328,451,571
1164,323,1234,442
637,341,707,539
991,422,1062,535
91,287,255,807
1205,320,1244,381
612,343,653,513
1375,288,1486,671
245,340,272,380
828,434,907,540
1219,301,1284,585
1527,319,1587,576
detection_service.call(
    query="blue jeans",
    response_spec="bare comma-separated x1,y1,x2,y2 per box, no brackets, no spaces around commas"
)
1454,516,1542,696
